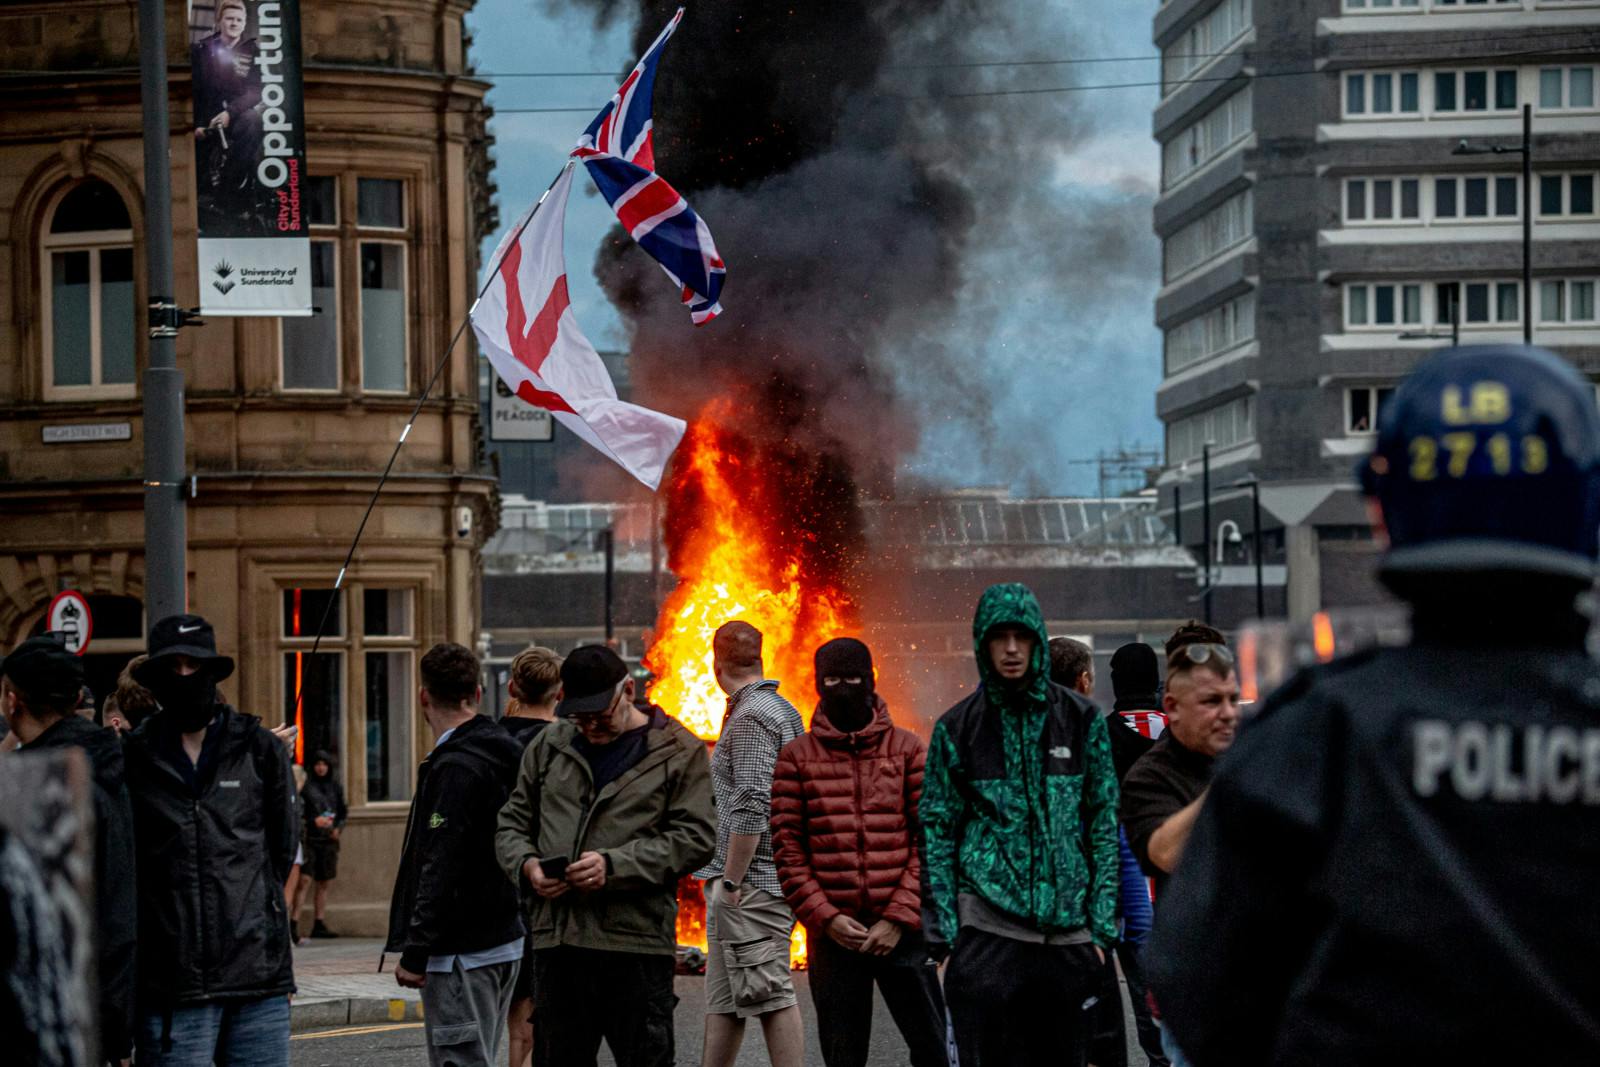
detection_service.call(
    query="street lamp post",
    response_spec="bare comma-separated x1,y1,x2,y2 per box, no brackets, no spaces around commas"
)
1201,442,1213,625
599,527,616,643
139,0,190,621
1233,476,1265,619
1453,103,1533,345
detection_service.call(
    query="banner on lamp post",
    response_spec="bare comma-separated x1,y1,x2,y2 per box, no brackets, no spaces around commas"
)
189,0,311,317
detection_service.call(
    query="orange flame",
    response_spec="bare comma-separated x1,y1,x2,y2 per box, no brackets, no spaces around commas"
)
645,413,856,739
652,411,853,969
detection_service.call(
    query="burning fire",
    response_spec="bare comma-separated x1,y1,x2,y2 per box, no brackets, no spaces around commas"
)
651,408,858,970
645,411,856,739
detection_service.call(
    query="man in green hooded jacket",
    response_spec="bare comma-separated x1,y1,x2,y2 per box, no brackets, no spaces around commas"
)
921,583,1120,1066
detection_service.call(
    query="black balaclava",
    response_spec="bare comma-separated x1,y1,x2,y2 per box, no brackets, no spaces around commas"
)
814,637,875,733
147,668,219,733
1110,643,1161,712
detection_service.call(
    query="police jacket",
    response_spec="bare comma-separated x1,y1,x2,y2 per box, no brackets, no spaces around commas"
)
25,716,138,1058
387,715,526,974
1148,644,1600,1065
123,706,297,1008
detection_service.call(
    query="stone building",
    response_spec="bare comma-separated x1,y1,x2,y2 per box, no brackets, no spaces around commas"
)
0,0,497,934
1151,0,1600,620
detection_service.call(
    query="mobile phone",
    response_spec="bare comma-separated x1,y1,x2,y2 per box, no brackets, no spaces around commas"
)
539,855,569,880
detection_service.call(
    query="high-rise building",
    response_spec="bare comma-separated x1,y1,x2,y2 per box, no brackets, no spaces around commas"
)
1152,0,1600,620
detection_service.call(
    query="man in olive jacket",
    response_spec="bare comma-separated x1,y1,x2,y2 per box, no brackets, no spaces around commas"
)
496,646,715,1067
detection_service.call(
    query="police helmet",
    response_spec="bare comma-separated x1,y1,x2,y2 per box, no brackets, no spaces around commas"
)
1358,345,1600,582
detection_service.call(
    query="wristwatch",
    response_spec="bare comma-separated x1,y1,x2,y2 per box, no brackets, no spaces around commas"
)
722,878,739,894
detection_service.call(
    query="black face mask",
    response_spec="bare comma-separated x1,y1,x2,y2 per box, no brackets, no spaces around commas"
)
148,670,219,732
820,683,874,733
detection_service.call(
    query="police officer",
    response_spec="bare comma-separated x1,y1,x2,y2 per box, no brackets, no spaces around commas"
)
1146,345,1600,1064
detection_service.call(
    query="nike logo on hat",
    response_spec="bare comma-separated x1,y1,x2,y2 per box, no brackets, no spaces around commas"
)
178,623,203,633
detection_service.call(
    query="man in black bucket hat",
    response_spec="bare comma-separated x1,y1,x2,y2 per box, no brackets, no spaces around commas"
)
123,614,298,1067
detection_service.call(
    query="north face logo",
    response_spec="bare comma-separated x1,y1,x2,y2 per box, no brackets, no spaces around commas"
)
1049,745,1072,760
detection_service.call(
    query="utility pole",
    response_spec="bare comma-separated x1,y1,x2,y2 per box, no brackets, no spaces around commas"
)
139,0,189,621
1522,102,1532,346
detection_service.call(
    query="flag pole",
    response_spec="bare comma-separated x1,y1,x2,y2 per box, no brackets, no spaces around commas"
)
289,161,577,727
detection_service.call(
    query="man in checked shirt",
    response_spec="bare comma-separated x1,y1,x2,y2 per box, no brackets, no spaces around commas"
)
700,621,806,1067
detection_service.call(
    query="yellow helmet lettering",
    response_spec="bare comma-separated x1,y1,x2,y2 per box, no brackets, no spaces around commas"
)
1441,382,1512,426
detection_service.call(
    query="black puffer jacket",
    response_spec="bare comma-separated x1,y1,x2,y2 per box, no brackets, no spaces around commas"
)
123,705,297,1007
25,716,138,1058
386,715,526,974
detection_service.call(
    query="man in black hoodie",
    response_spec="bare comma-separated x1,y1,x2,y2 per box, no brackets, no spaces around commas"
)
2,632,138,1065
300,749,347,939
123,614,297,1067
387,643,525,1067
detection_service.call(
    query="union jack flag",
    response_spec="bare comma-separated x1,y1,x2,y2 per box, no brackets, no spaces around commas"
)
572,7,725,325
574,6,680,169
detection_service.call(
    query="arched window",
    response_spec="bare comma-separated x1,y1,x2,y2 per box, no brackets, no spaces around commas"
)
41,180,137,399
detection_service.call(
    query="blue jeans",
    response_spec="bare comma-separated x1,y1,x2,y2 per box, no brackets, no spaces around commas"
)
1161,1023,1194,1067
135,995,290,1067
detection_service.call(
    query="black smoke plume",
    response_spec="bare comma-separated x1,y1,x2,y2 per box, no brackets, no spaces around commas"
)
557,0,1157,504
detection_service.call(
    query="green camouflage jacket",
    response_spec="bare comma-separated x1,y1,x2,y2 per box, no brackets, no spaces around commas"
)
921,583,1120,948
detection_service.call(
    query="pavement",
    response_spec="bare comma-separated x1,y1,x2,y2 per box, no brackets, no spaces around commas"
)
290,938,1154,1066
291,937,423,1031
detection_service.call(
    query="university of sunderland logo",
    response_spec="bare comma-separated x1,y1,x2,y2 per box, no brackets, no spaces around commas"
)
212,260,237,295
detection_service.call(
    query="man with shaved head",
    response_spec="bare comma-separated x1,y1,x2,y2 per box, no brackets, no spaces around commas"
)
1121,623,1240,1066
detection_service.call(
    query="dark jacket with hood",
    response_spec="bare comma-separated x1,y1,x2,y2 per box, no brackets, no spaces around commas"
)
386,715,526,974
122,704,297,1007
301,750,348,842
771,696,926,932
24,715,138,1058
921,583,1121,952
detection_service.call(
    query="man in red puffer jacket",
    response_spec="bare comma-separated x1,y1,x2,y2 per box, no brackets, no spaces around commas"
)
771,638,949,1067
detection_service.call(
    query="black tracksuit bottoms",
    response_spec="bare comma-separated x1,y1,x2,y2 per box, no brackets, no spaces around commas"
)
943,927,1101,1067
806,929,950,1067
534,946,676,1067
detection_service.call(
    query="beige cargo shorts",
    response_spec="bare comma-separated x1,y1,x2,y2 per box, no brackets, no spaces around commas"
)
703,879,798,1018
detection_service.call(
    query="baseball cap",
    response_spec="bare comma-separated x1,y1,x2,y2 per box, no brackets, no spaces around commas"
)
1,633,85,705
555,645,628,717
134,614,235,684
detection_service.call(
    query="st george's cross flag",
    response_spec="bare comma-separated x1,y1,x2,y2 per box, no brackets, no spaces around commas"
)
471,166,685,490
572,7,725,325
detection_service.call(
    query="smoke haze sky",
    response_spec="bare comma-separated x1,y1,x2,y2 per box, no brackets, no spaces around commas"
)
467,0,1163,497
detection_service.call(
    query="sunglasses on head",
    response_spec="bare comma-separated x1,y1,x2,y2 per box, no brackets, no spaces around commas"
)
1168,642,1235,671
